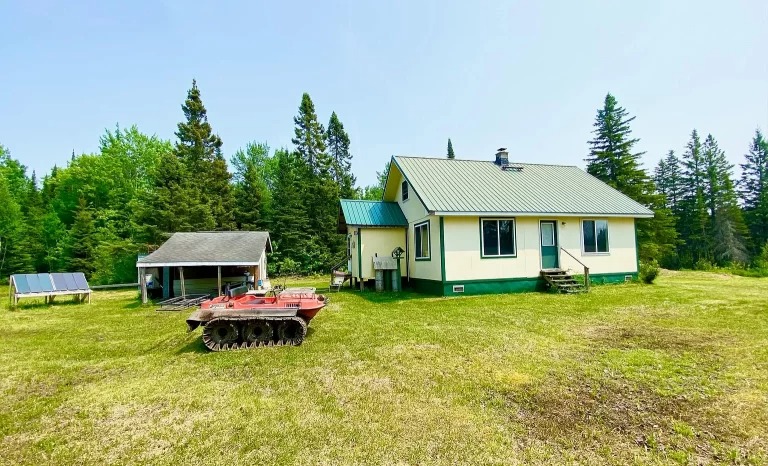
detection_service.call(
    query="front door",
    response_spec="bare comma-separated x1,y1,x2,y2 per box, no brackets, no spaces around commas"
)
540,221,558,269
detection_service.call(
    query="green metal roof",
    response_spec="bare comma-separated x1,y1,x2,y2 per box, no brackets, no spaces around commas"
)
339,200,408,227
389,156,654,217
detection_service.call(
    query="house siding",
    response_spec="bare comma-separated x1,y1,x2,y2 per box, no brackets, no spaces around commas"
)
391,170,443,282
443,215,638,282
352,227,407,280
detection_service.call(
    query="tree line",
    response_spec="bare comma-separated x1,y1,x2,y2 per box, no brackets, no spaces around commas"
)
0,81,370,283
586,93,768,272
1,86,766,285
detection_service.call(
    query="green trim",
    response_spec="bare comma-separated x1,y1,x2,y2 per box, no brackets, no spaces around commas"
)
444,277,542,296
589,272,638,284
407,277,444,295
634,218,640,272
479,218,518,259
414,220,431,261
357,227,363,279
439,217,446,282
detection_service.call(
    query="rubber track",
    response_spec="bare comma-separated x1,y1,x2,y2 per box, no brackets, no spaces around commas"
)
202,316,307,352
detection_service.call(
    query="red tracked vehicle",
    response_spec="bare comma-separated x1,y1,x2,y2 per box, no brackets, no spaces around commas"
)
186,287,328,351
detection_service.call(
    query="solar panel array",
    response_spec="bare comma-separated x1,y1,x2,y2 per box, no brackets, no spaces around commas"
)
12,272,90,294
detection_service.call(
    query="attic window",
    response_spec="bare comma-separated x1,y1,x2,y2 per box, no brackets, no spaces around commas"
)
402,181,409,201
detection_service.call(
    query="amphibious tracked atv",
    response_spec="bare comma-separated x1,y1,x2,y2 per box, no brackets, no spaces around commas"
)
186,286,328,351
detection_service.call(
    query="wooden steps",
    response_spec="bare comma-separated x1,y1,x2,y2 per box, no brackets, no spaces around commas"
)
540,268,587,294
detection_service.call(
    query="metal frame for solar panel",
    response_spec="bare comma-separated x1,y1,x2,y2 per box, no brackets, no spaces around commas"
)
9,272,92,307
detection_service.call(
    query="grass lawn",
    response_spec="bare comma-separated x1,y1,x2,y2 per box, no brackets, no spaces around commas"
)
1,271,767,465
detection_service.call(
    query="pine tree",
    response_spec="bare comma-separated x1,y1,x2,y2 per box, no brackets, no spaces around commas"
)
739,129,768,253
174,80,234,230
232,142,272,231
586,93,677,263
678,130,710,265
712,176,749,265
447,138,455,159
326,112,356,199
292,93,327,173
291,93,343,270
270,149,309,267
134,151,214,246
66,197,97,277
654,150,683,214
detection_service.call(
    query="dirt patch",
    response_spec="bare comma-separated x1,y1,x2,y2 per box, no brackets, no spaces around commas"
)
579,324,727,353
487,370,765,464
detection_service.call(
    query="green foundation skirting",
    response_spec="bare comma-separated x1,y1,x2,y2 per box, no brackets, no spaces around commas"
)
406,272,638,296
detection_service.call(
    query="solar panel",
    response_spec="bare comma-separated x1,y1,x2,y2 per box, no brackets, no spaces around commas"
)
26,274,43,293
72,273,89,290
51,273,68,291
13,274,31,294
37,273,54,292
63,273,78,291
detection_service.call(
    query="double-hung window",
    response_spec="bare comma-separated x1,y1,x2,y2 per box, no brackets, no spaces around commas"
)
414,221,430,260
402,181,409,201
481,219,516,257
582,219,609,253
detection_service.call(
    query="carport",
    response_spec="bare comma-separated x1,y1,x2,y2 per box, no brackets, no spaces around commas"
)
136,231,272,304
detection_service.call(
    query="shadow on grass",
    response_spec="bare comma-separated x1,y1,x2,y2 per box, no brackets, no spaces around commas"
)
8,298,85,311
176,337,208,354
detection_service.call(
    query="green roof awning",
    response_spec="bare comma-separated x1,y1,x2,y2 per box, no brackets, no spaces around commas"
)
339,200,407,228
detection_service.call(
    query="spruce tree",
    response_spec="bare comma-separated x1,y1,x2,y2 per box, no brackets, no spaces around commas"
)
326,112,356,199
654,150,683,214
678,130,710,264
292,93,327,173
291,93,343,270
586,93,677,263
447,138,455,159
174,80,234,230
739,129,768,252
232,142,272,231
270,149,309,266
66,197,97,277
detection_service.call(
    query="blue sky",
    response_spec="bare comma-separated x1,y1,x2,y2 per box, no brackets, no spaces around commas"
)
1,1,766,186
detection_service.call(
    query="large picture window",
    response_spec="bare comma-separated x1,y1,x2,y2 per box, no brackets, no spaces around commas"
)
414,221,430,260
582,220,609,253
481,219,516,257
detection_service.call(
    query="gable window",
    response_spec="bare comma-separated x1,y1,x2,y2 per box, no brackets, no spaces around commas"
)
414,221,430,260
582,220,609,253
402,181,409,201
481,219,516,257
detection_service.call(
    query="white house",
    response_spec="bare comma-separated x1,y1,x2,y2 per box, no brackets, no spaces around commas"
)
338,150,653,295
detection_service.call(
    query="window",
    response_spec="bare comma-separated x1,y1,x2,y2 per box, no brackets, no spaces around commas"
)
540,222,555,247
414,221,430,260
481,219,516,257
582,220,609,253
402,181,409,201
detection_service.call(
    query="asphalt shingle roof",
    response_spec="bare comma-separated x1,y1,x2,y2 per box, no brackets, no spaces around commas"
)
392,156,653,217
339,200,408,227
136,231,271,266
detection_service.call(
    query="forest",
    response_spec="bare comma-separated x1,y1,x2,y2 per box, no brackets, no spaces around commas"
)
0,83,767,284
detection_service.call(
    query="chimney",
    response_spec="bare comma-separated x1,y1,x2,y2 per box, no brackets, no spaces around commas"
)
494,147,509,166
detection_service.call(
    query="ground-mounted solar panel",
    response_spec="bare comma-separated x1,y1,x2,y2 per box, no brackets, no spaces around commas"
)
11,272,93,307
51,273,68,291
72,272,89,290
26,274,43,293
13,274,31,294
37,273,54,292
63,273,78,291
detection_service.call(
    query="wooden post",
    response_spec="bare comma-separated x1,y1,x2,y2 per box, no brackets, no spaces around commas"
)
584,266,590,292
179,267,186,297
217,266,222,296
140,267,148,304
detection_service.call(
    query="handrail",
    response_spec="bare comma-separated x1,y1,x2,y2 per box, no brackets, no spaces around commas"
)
559,248,590,291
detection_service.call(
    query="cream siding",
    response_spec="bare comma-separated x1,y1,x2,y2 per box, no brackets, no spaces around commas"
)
389,170,443,281
350,227,406,279
443,216,637,281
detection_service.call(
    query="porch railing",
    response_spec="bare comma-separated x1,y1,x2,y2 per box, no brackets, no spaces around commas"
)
559,248,590,291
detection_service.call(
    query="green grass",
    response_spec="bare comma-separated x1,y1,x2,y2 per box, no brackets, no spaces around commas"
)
1,270,767,465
